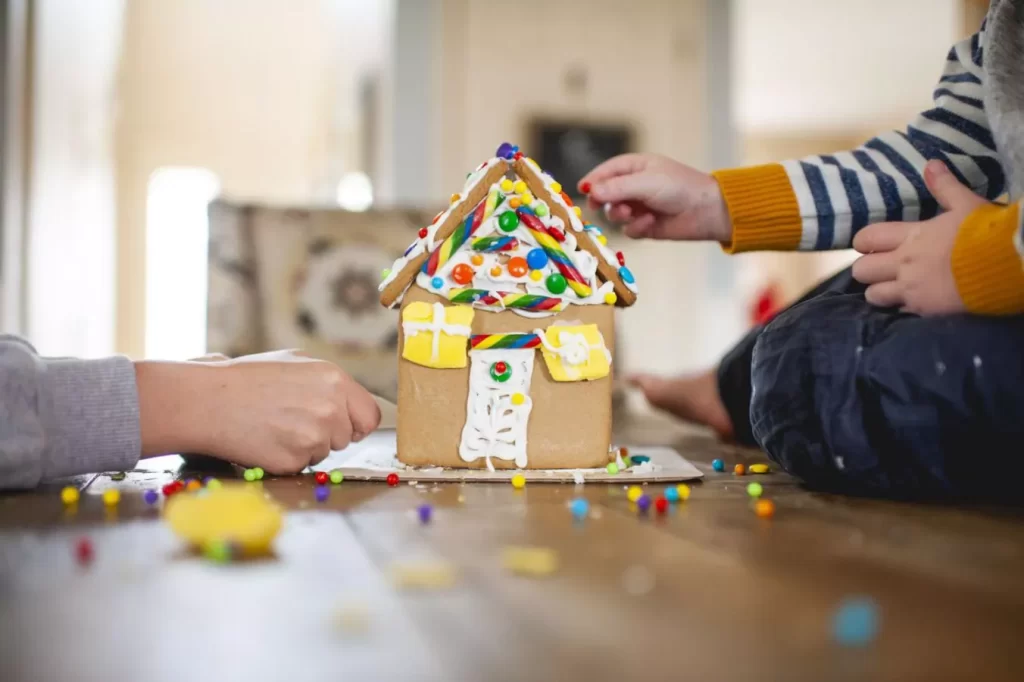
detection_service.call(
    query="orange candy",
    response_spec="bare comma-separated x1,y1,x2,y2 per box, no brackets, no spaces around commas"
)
509,197,522,209
754,499,775,519
507,257,529,278
471,254,484,266
560,191,574,206
734,463,746,476
490,265,503,277
451,263,475,286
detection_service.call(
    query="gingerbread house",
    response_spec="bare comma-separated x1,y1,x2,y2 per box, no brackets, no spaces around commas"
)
379,143,638,470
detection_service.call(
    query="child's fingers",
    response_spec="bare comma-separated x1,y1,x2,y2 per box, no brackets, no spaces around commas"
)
865,281,904,308
623,213,657,238
852,252,899,285
578,154,648,188
605,202,634,222
346,385,383,442
589,174,656,206
852,222,911,254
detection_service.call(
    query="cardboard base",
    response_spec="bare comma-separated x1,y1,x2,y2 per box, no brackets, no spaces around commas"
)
313,430,703,484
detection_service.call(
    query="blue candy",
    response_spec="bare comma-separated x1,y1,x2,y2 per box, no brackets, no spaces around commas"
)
495,142,516,159
619,266,635,284
630,455,650,464
143,489,159,505
314,485,329,503
832,597,879,647
664,487,679,503
431,276,444,290
570,498,589,520
636,494,651,513
712,459,725,472
526,248,549,270
418,503,433,524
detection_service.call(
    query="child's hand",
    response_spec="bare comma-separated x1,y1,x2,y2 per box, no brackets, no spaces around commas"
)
852,160,985,316
138,350,381,474
578,154,731,242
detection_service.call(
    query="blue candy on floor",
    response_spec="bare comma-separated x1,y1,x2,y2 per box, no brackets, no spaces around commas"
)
418,503,432,524
314,485,329,503
664,487,679,503
630,455,650,464
569,498,589,520
712,459,725,472
142,489,158,505
832,597,879,647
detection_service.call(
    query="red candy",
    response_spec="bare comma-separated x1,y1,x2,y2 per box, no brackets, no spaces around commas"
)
513,151,524,160
431,212,443,225
655,497,669,514
580,181,592,194
452,263,475,285
162,483,177,497
616,251,625,266
495,361,508,375
315,471,329,485
75,537,94,566
507,257,528,278
549,228,565,243
386,473,399,487
418,227,428,239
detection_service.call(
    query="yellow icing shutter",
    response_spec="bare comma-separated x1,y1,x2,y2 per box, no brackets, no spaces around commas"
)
537,324,611,381
401,301,474,368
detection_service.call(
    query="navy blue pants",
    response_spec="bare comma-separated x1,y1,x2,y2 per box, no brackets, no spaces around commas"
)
717,267,1024,501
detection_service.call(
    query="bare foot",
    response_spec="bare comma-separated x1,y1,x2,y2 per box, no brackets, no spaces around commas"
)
628,369,734,441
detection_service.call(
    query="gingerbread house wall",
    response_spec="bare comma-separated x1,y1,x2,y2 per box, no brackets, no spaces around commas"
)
396,285,614,470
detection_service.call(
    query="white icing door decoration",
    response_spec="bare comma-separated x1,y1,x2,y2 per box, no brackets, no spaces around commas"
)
459,348,535,470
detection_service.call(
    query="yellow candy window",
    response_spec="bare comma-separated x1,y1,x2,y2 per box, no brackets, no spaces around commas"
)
401,301,474,369
536,324,611,381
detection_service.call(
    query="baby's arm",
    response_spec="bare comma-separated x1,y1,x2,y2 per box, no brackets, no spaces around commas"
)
716,26,1003,253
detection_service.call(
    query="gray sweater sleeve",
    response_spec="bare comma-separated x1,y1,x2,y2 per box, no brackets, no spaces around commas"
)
0,335,141,489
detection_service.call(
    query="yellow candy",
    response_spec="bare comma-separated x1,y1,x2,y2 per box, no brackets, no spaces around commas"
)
490,265,503,277
598,234,608,245
450,193,461,204
513,180,527,194
749,463,770,474
511,474,526,489
676,484,691,501
500,179,514,192
61,486,79,505
529,269,543,281
401,302,475,369
511,393,525,405
389,561,458,590
604,292,618,305
102,489,121,507
550,181,562,194
165,484,283,556
521,192,534,206
471,254,484,266
503,546,559,576
627,486,644,503
573,206,583,217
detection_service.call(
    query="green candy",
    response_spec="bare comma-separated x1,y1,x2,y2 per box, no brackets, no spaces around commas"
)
535,203,549,217
243,468,257,482
254,467,265,480
606,463,619,475
203,539,233,563
381,268,391,280
747,482,763,498
498,211,519,233
330,470,344,484
546,273,567,295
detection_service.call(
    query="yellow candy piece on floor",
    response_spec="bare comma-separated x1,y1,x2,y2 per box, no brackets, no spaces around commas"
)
389,561,458,590
164,484,282,556
749,464,771,474
627,486,644,503
61,486,79,505
503,546,559,577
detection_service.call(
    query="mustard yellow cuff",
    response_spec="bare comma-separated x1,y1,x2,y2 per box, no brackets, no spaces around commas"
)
711,164,803,253
951,202,1024,316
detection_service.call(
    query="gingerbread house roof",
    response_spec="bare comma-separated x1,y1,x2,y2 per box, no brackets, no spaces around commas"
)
379,144,638,310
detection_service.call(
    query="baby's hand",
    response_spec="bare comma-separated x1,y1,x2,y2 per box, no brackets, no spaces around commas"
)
195,350,381,474
579,153,732,242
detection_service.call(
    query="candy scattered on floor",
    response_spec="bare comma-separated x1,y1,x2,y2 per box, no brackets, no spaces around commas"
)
206,478,222,490
143,489,159,505
203,539,234,563
734,464,746,476
654,496,669,514
676,484,691,500
387,473,400,487
664,487,679,503
165,484,283,557
712,459,725,472
749,463,770,474
75,537,94,566
314,485,329,503
389,561,458,590
102,489,121,507
833,597,880,647
511,474,526,489
570,498,589,520
243,469,258,482
60,486,79,506
315,471,329,485
186,479,202,492
418,503,433,524
330,470,344,484
253,467,265,480
503,546,559,576
754,499,776,519
627,486,644,503
636,494,652,513
747,482,763,498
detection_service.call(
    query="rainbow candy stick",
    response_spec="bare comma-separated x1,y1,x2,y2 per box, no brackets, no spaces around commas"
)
470,333,541,350
515,209,592,298
471,236,519,252
483,188,503,221
448,288,567,312
423,197,488,276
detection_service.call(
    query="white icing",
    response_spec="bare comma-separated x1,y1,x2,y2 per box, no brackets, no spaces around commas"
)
533,327,612,380
401,301,472,364
459,349,535,469
585,228,639,295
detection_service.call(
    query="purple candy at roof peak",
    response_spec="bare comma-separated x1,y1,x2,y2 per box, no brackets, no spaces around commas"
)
496,142,517,160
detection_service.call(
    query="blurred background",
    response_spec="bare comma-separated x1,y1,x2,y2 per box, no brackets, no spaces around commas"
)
0,0,988,412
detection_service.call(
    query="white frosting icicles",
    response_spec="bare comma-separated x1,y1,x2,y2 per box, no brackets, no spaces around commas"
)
459,349,535,470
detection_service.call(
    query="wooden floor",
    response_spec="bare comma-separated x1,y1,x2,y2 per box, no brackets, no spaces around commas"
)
2,417,1023,682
